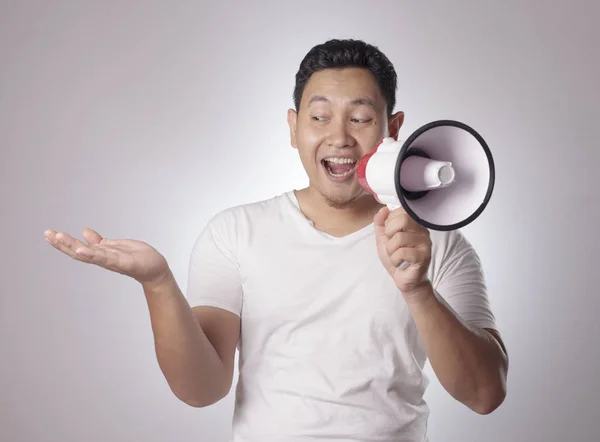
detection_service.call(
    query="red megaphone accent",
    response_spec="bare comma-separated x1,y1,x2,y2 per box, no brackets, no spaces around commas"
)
356,138,384,197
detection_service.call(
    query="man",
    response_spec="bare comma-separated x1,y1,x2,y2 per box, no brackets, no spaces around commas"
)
44,39,508,441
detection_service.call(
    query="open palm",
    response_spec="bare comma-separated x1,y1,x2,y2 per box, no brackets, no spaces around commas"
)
44,228,170,288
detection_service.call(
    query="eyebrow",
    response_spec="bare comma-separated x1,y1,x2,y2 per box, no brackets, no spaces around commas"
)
308,95,377,109
350,98,377,109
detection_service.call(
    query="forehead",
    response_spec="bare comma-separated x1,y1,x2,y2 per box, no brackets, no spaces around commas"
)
301,67,385,109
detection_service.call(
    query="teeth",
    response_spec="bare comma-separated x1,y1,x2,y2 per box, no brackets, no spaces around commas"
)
329,169,354,177
324,157,356,164
322,157,357,178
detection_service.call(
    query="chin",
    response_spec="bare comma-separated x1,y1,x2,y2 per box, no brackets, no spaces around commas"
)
318,185,364,208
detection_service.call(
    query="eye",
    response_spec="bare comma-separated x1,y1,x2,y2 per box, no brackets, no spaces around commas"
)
351,118,373,124
312,116,327,121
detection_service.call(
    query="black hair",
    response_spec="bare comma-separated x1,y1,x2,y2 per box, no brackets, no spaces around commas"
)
293,39,397,116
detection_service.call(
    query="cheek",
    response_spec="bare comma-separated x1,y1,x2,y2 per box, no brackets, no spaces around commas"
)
297,124,323,147
296,125,324,159
356,127,386,153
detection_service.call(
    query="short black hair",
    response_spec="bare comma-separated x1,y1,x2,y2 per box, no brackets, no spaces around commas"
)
293,39,397,116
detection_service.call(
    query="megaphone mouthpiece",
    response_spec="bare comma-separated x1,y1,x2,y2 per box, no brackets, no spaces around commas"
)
399,155,455,193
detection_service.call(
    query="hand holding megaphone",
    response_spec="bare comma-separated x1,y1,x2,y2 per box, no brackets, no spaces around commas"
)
359,120,495,285
373,204,433,296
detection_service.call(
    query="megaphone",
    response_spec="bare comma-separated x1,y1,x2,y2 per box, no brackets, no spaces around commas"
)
356,120,495,231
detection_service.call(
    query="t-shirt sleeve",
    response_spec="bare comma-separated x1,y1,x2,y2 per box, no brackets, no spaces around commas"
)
431,230,497,331
185,211,243,316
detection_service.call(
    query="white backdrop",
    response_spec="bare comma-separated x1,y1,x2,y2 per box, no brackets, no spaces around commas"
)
1,1,599,441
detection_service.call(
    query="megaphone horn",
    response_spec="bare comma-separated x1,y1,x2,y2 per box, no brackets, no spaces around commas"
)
357,119,495,232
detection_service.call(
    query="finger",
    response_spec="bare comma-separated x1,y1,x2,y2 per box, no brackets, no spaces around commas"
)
74,245,126,272
44,230,128,272
374,206,390,227
387,206,407,217
45,231,89,259
390,246,429,268
385,231,423,256
373,206,390,236
384,212,423,236
44,230,65,252
82,228,122,247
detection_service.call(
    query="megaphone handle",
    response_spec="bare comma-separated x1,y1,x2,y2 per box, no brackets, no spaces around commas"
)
384,204,410,270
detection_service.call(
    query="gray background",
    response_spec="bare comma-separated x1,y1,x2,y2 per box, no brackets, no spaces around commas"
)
1,1,599,441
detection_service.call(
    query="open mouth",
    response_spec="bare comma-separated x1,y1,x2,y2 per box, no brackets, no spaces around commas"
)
321,157,358,178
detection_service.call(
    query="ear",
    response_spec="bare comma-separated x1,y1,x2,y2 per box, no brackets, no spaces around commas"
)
388,111,405,140
287,108,298,149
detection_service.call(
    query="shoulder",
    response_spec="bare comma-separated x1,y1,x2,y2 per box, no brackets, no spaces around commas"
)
428,229,482,283
203,191,295,238
189,192,294,261
430,229,476,260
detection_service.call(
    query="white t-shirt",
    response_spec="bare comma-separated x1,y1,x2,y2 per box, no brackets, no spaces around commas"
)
185,191,497,442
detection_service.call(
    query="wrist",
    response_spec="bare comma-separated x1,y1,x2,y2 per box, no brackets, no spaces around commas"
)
141,268,176,295
403,280,437,309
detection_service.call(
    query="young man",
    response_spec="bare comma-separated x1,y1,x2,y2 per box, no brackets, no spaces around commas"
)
45,39,508,441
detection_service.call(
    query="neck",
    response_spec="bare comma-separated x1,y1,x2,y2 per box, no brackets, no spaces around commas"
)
294,186,383,237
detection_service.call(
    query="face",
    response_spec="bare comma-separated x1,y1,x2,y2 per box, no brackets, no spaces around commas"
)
288,67,404,207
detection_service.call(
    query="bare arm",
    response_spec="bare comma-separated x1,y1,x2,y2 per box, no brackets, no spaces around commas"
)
372,208,508,415
407,283,508,415
44,227,239,408
143,271,240,407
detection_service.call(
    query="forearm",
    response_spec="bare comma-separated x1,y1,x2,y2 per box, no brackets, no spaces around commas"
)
406,282,508,414
141,270,228,407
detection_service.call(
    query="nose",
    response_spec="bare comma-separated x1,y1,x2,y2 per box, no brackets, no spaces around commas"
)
326,118,355,148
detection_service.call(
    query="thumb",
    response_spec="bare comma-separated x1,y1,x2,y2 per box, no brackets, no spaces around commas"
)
82,228,103,245
373,206,390,236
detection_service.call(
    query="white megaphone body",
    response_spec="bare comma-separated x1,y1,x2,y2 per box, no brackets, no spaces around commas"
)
356,120,495,231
